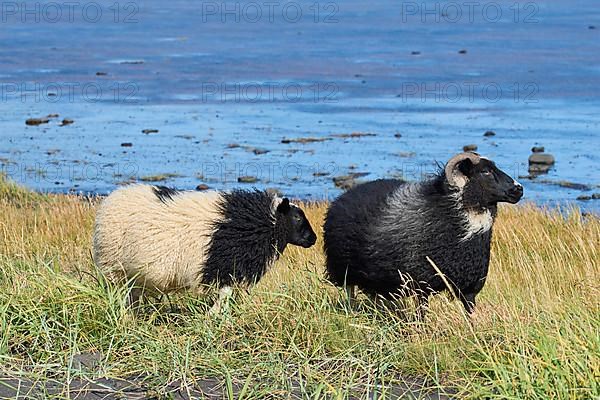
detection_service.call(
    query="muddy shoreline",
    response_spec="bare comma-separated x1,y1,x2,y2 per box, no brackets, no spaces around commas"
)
1,0,598,211
0,372,453,399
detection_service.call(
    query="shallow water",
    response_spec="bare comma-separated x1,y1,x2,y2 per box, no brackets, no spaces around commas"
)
0,0,598,211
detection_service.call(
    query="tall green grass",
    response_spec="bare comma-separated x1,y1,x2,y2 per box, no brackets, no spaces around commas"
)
0,175,598,399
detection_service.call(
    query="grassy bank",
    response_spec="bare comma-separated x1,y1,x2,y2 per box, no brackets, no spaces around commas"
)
0,175,598,399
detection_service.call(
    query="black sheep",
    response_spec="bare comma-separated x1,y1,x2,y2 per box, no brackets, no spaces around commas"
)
323,152,523,315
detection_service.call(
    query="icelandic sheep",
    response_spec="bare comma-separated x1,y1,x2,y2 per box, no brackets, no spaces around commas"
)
93,184,317,312
323,152,523,316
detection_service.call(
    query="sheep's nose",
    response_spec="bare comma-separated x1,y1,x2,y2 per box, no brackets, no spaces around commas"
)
303,232,317,247
509,183,523,198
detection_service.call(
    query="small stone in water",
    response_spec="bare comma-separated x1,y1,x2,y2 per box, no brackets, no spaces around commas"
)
529,153,555,165
238,176,258,183
26,117,50,126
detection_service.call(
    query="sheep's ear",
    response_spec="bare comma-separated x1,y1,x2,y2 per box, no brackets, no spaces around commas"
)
277,198,291,214
445,152,480,188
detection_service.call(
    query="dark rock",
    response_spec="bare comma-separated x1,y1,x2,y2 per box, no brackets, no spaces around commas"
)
529,153,555,165
528,164,552,174
195,184,210,191
483,131,496,137
226,143,240,149
463,144,478,152
593,193,600,200
96,72,108,76
531,146,545,153
247,147,269,155
139,173,181,182
554,181,590,190
394,133,402,138
534,179,591,191
120,60,144,65
281,137,330,144
411,51,421,55
238,176,258,184
518,174,536,180
330,132,376,139
121,143,133,147
25,117,50,126
313,171,330,177
577,195,592,201
59,118,74,126
589,25,596,30
458,49,467,54
142,129,159,134
72,352,103,371
333,172,370,191
174,135,195,140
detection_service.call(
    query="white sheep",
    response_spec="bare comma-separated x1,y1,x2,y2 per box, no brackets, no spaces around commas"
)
93,184,316,313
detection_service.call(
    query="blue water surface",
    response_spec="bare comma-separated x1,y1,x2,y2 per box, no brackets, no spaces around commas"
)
0,0,598,211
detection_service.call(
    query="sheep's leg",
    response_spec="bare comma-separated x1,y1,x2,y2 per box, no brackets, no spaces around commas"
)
209,286,233,315
460,293,476,315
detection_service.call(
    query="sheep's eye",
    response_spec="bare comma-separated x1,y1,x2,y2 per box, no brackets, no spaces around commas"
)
482,169,492,176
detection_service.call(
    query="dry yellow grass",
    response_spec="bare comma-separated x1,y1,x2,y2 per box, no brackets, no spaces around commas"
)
0,175,598,399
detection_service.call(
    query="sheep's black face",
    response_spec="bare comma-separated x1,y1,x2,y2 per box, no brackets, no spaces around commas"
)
277,198,317,248
460,158,524,206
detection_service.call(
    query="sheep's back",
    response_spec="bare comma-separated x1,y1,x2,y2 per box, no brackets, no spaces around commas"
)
93,185,223,292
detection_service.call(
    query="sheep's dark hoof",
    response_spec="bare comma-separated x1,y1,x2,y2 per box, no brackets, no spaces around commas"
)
460,294,476,314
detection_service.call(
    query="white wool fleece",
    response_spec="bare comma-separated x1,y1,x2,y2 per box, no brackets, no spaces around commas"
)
93,184,224,293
